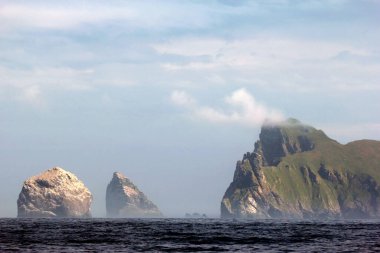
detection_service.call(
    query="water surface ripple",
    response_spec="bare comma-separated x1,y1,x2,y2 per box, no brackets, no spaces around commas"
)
1,218,379,252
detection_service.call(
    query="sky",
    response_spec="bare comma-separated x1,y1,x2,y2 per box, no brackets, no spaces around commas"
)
0,0,379,217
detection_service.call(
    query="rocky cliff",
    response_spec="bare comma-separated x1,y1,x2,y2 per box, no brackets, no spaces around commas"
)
18,167,92,218
221,119,380,219
106,172,163,218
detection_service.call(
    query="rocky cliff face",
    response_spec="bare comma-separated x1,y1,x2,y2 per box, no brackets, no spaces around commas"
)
106,172,163,218
18,167,92,218
259,118,316,166
221,119,380,219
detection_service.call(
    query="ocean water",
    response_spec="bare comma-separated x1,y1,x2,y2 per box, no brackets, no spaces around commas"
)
0,218,379,252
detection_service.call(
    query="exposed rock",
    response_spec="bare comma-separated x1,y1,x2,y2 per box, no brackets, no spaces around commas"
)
260,118,316,166
106,172,163,218
17,167,92,218
185,213,208,218
221,118,380,219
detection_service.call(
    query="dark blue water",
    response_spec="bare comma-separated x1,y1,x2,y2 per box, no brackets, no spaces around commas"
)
1,218,379,252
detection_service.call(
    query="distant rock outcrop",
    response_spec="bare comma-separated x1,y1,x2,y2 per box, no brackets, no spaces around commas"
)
185,213,208,218
221,118,380,219
106,172,163,218
17,167,92,218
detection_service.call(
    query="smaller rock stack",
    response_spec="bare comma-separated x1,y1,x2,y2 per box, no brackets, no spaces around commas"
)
106,172,163,218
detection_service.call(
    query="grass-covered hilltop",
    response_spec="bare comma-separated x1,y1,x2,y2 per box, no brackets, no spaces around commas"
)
221,118,380,219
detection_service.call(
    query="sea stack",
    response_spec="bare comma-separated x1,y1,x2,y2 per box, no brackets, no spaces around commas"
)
221,118,380,219
106,172,163,218
17,167,92,218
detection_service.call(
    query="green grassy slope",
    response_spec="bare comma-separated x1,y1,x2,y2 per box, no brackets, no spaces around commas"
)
262,124,380,216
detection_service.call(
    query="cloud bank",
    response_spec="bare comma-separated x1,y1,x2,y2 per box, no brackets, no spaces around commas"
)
155,37,380,92
1,0,379,107
171,88,284,127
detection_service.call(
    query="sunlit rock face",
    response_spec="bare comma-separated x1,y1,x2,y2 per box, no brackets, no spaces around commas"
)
106,172,163,218
17,167,92,218
221,118,380,219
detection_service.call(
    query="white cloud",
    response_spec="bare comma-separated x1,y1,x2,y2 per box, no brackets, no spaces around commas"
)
0,3,136,30
0,65,93,105
16,85,45,107
0,66,95,91
171,90,196,108
0,63,139,97
0,1,215,31
154,37,367,64
171,88,284,127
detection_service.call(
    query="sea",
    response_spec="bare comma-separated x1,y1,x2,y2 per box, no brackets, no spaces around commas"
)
0,218,379,252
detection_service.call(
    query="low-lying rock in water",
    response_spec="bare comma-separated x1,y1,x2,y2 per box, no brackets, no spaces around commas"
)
17,167,92,218
185,213,208,218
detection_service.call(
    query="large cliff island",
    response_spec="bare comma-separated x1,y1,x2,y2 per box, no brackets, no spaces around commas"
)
221,119,380,219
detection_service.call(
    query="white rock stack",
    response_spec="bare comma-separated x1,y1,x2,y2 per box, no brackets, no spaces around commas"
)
17,167,92,218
